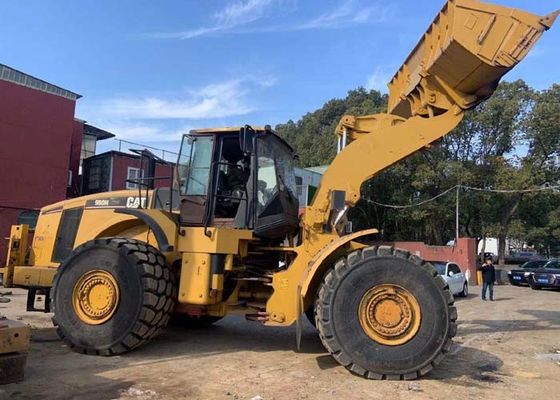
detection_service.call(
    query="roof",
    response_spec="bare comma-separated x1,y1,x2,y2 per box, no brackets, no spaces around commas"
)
0,63,81,101
86,150,174,166
83,123,115,141
188,125,294,153
189,126,267,134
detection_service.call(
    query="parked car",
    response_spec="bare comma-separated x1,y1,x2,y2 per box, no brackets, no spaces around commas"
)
432,262,468,297
508,260,548,286
505,251,545,265
527,259,560,290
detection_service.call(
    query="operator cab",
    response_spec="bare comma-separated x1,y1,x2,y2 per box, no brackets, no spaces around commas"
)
176,125,299,239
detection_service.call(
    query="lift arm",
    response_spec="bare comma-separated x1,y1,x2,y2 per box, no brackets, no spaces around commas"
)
303,0,558,234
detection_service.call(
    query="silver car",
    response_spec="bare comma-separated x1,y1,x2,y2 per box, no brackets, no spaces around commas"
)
432,262,469,297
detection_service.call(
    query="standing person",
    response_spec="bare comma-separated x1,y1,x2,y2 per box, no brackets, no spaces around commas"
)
481,256,496,301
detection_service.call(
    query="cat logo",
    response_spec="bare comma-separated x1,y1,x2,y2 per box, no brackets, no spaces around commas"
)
126,197,147,208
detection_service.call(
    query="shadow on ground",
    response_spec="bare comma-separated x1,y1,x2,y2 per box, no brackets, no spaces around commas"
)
313,343,505,384
12,304,555,398
4,316,325,400
429,344,505,387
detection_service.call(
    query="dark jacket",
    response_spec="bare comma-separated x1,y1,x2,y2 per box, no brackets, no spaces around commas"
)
481,264,496,283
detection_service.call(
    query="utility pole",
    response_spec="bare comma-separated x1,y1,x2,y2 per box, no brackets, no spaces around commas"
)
455,186,460,245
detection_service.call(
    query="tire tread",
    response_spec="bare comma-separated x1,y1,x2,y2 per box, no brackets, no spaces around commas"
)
315,245,457,380
51,238,176,356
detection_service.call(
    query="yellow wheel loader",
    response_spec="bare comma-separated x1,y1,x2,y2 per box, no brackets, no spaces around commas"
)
1,0,557,380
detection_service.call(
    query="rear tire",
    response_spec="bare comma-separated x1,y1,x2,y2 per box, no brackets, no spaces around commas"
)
315,246,456,380
51,238,177,355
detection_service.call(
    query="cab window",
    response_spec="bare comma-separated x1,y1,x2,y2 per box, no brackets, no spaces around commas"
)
17,210,39,231
177,135,213,196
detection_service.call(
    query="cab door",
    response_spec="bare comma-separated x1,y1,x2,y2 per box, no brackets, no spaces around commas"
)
177,135,215,226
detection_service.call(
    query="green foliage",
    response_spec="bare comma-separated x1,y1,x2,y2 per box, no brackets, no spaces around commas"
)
276,81,560,256
275,87,387,167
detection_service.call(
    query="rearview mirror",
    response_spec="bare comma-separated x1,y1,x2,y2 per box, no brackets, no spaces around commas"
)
448,271,454,277
240,125,256,154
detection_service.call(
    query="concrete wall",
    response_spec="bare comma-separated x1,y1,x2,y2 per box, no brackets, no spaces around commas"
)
388,238,478,284
0,80,77,262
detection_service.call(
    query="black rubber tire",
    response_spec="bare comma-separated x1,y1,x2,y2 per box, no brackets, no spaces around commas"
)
171,315,223,328
530,283,542,290
460,283,469,298
51,238,177,355
315,246,457,380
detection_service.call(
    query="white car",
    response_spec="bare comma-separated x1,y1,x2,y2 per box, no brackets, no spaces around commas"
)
432,262,469,297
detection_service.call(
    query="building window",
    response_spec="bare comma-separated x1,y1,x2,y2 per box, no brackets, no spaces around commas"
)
126,167,142,189
80,134,97,165
295,176,303,197
17,210,39,231
88,165,101,190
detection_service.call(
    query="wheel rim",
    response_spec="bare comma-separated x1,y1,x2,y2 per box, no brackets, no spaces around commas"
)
358,284,421,346
72,270,120,325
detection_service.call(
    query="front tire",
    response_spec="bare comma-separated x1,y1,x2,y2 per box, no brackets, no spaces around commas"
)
460,282,469,297
51,238,177,355
315,246,456,380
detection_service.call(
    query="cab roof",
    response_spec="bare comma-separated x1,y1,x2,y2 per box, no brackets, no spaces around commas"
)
186,126,295,154
189,126,267,134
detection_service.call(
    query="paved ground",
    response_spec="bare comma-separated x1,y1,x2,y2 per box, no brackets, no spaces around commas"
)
1,284,559,400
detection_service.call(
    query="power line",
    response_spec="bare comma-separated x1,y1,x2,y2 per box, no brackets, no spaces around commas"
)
364,184,560,209
462,185,560,194
365,186,459,209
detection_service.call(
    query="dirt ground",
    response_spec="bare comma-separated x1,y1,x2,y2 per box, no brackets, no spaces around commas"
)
1,284,559,400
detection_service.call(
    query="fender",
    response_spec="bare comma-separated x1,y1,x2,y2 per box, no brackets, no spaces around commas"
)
300,228,378,300
114,209,178,252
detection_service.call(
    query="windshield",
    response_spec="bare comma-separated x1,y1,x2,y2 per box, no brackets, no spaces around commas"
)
177,135,214,196
521,260,547,269
543,260,560,269
432,263,446,275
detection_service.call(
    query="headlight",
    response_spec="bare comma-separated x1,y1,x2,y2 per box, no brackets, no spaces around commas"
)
524,272,531,277
507,271,512,275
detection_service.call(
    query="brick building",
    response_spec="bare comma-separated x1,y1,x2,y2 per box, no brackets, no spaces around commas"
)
81,151,174,195
0,64,112,262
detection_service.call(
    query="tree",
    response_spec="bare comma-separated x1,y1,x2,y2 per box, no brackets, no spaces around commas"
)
275,87,387,167
277,81,560,258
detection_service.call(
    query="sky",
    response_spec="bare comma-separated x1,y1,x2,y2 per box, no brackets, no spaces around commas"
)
1,0,558,158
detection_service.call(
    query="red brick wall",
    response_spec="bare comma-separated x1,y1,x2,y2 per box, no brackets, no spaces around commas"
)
387,238,478,284
0,80,76,262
